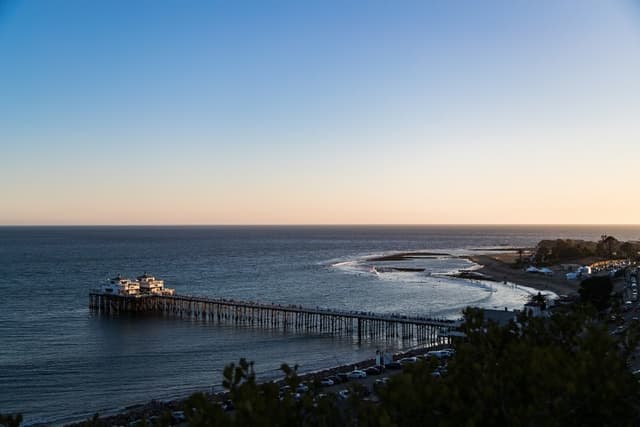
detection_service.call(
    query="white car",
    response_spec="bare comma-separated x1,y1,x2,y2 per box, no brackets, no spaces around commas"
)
338,389,350,400
399,356,417,364
425,350,453,359
348,369,367,379
320,378,334,386
440,348,455,357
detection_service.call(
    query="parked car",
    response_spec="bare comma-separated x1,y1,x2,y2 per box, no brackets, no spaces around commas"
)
296,383,309,393
399,356,418,364
425,350,453,359
385,361,402,370
338,389,350,400
320,378,334,387
327,375,342,384
441,348,455,356
348,369,367,379
365,366,382,375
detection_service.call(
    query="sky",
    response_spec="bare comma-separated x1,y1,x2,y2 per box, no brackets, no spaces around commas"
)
1,0,639,225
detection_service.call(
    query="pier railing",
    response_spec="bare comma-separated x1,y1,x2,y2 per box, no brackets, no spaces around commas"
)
89,292,459,344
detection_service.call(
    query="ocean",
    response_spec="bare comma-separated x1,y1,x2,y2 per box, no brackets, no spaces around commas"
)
1,225,639,425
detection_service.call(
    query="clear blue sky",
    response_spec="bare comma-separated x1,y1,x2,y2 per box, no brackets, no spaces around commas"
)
1,0,640,224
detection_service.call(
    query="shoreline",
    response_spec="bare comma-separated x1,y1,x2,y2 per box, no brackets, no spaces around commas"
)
363,249,577,297
63,344,448,427
62,251,575,426
465,254,578,297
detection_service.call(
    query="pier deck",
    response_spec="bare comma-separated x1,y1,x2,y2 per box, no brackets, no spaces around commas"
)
89,292,459,344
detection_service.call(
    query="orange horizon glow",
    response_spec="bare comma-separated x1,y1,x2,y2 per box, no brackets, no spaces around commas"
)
2,1,640,226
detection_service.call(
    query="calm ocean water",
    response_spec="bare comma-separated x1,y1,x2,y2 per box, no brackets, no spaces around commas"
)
1,225,639,425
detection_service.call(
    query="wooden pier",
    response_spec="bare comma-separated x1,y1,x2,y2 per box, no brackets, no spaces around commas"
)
89,293,459,344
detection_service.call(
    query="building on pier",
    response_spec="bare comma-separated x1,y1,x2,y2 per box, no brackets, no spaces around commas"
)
100,275,140,296
100,274,174,296
137,273,174,295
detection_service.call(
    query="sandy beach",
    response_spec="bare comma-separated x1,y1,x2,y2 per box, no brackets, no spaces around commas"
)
64,251,584,426
467,254,578,296
365,249,579,297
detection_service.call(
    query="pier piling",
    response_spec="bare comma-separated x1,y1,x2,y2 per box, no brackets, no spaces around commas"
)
89,293,458,345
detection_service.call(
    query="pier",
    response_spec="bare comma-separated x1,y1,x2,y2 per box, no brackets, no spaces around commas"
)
89,293,458,344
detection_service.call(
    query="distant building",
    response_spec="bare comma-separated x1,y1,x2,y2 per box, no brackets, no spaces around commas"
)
480,293,550,326
100,274,175,296
137,273,173,295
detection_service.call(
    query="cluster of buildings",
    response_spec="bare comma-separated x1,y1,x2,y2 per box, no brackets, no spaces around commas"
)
100,273,175,296
562,260,635,281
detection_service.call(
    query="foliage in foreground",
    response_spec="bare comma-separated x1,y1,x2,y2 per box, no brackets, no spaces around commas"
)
579,276,614,311
183,308,640,427
377,308,640,427
0,414,22,427
4,306,640,427
186,359,346,427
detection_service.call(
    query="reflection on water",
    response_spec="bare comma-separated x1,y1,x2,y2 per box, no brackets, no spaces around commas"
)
2,225,639,425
